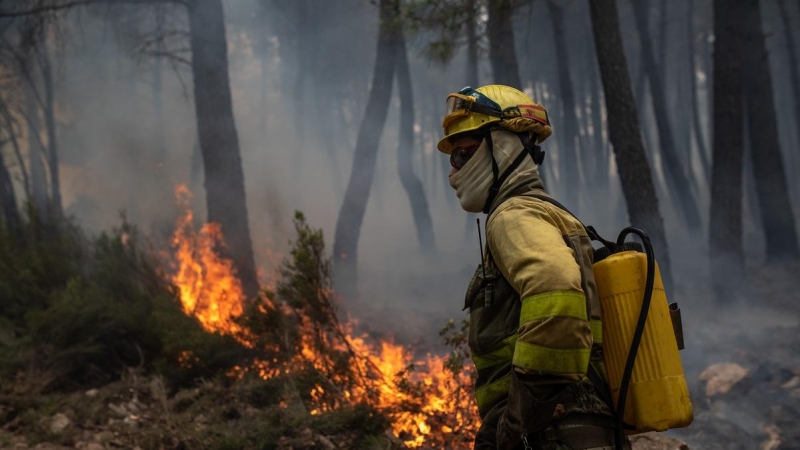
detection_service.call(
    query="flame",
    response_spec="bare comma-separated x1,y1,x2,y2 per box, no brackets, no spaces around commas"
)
170,185,249,341
168,185,479,448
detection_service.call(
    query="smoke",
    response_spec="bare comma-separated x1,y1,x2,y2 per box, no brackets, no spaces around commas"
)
15,0,795,355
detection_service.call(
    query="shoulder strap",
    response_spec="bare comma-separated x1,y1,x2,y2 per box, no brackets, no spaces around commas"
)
524,193,609,245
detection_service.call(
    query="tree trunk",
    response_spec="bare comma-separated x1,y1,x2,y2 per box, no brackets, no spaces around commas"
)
487,0,522,87
547,0,580,211
0,142,22,238
688,0,711,181
590,67,608,191
39,40,61,218
396,30,436,255
1,104,29,200
658,0,668,71
742,0,799,261
332,0,398,298
779,0,800,180
466,0,479,87
632,0,703,233
709,0,747,303
589,0,674,289
24,82,48,218
586,9,609,193
187,0,260,300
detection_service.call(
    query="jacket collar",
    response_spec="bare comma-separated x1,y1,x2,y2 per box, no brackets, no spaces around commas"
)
486,162,546,217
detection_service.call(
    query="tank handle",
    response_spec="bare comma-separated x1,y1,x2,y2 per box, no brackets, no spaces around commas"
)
669,303,685,351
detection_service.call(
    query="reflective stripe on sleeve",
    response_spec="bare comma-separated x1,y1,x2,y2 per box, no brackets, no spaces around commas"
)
519,291,588,325
513,341,591,375
474,372,511,411
471,334,518,370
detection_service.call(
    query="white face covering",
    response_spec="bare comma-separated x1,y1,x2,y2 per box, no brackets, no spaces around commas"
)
448,138,494,213
448,130,539,213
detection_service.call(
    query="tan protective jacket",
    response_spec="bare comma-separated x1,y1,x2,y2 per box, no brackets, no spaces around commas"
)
465,138,612,449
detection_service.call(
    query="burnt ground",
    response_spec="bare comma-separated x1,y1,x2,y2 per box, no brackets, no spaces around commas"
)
664,260,800,450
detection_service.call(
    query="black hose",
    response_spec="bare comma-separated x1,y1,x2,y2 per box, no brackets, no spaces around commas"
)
613,227,656,450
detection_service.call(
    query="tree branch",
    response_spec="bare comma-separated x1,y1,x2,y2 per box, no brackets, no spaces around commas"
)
0,0,187,19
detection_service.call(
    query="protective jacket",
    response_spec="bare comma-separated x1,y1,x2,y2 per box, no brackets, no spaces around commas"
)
465,134,615,449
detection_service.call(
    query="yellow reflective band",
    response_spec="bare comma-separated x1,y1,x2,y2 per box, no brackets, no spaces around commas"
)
513,341,591,375
472,334,518,370
474,373,511,410
519,291,588,325
590,320,603,344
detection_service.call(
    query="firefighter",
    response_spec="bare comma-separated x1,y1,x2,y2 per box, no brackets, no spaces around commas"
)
440,85,624,449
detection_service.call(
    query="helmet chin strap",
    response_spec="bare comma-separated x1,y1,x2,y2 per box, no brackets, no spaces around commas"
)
480,131,545,214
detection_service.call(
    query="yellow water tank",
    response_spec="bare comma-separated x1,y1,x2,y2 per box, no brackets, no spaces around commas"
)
593,249,694,433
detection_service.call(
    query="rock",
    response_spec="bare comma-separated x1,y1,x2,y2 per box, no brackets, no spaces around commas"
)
781,376,800,390
123,414,140,426
75,443,104,450
49,413,71,434
317,435,336,450
759,425,781,450
699,363,750,397
107,403,127,417
93,431,114,443
630,432,690,450
84,389,99,397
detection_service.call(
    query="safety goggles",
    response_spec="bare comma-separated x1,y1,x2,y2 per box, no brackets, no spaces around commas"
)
442,88,503,135
449,142,482,170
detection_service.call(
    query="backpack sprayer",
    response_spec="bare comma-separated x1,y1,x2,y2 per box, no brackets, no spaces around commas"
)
591,226,693,449
528,195,693,449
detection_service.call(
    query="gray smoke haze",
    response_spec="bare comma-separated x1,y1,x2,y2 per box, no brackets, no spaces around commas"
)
25,0,799,352
3,2,798,448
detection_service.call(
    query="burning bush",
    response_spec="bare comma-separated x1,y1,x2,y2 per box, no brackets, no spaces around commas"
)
168,198,480,447
1,195,479,448
238,213,480,448
0,213,249,393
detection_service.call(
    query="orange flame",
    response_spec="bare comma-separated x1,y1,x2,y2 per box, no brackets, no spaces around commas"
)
169,185,479,448
170,185,247,340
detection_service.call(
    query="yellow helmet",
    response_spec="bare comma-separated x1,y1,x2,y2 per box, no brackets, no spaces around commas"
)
437,85,553,154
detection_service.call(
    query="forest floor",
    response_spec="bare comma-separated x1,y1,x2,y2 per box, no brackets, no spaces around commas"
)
666,259,800,450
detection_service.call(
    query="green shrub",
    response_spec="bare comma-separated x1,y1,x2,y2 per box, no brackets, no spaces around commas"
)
0,215,248,392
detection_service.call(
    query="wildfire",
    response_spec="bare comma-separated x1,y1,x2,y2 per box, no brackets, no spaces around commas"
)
170,185,250,341
169,185,479,448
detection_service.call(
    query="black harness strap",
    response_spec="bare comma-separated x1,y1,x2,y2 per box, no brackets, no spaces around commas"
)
481,149,529,214
517,131,545,165
481,132,542,214
468,102,503,117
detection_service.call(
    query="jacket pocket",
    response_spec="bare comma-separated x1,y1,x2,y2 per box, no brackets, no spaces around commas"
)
468,269,519,356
